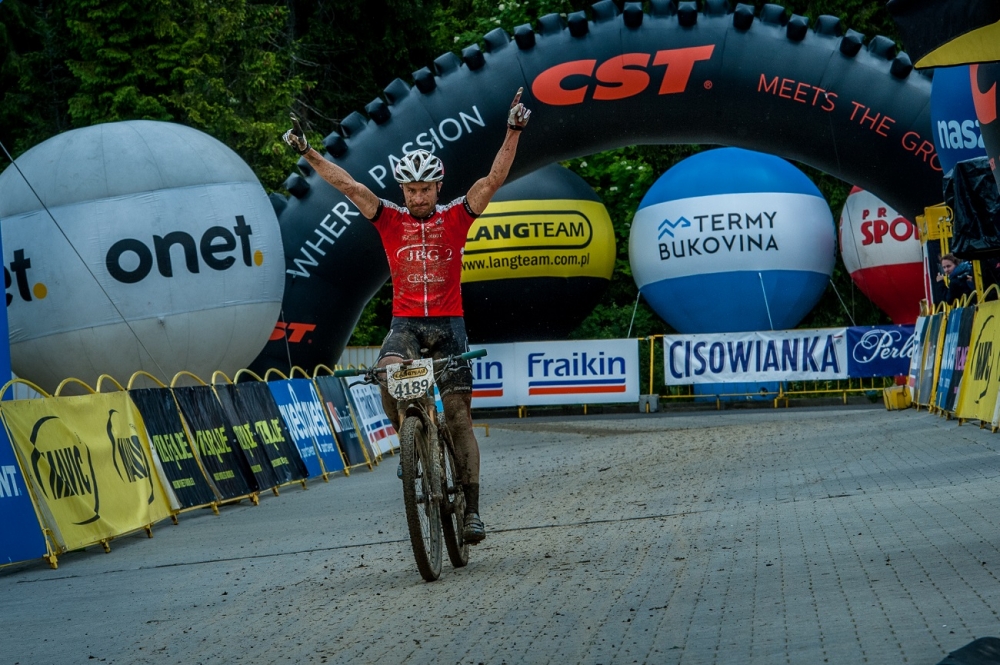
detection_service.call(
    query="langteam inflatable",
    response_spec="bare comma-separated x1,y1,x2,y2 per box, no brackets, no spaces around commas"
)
259,0,942,373
462,164,615,342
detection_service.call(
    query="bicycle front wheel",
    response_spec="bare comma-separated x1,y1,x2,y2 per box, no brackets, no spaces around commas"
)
438,416,469,568
399,415,442,581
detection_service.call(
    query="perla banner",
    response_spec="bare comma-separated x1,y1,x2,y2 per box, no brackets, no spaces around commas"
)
663,328,847,385
1,392,172,553
846,325,917,379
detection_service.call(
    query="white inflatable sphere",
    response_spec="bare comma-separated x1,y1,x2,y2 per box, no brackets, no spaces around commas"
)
629,148,835,333
839,187,924,324
0,121,284,391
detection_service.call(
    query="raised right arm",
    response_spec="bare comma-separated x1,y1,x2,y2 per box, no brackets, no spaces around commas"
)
300,148,381,220
283,116,381,220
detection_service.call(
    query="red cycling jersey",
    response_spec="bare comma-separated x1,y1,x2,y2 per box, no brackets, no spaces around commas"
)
371,197,479,317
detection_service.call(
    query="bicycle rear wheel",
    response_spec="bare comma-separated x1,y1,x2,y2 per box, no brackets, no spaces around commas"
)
438,417,469,568
399,415,442,581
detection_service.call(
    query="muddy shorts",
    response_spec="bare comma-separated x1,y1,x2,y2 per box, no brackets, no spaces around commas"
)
378,316,473,397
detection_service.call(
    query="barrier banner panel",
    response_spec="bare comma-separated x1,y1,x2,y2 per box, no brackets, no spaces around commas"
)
662,330,846,386
957,301,1000,421
916,313,944,406
345,377,400,455
906,317,928,395
470,343,517,408
214,385,280,491
933,311,964,411
173,386,258,499
1,392,171,552
846,325,917,379
935,308,975,412
230,382,309,484
0,428,47,565
128,388,216,509
515,338,639,404
314,375,367,468
269,379,344,475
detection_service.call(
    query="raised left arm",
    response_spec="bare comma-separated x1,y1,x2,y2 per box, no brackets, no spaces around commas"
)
466,89,531,215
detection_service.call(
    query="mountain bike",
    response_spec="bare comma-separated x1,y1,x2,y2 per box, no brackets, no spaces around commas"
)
335,348,486,581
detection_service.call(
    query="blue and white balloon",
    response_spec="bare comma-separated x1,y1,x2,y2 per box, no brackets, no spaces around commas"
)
930,65,988,176
629,148,835,334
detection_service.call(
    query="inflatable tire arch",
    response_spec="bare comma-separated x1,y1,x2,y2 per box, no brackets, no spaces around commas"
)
256,0,942,374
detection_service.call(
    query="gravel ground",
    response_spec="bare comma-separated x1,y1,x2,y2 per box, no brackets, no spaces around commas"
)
3,404,1000,665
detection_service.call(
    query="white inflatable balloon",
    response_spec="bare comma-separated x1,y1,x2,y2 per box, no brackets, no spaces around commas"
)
0,121,284,391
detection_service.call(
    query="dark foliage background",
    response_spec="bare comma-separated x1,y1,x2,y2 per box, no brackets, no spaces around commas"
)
1,0,905,386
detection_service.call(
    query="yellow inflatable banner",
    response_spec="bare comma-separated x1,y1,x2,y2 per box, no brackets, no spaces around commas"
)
956,301,1000,423
1,391,172,552
461,199,616,283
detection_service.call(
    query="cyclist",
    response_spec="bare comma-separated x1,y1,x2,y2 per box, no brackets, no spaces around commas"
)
283,89,531,543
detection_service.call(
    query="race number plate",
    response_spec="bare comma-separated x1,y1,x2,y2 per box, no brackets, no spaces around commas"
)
387,358,434,400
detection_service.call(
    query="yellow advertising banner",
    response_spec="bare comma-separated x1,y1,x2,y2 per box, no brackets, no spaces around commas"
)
1,391,172,552
955,301,1000,423
461,199,616,283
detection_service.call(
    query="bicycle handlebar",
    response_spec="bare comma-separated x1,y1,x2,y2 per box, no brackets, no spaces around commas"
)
332,349,488,378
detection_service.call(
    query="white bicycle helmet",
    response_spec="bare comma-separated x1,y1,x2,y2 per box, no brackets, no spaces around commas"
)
394,149,445,183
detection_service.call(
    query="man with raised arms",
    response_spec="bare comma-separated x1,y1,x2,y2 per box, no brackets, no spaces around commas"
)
282,90,531,543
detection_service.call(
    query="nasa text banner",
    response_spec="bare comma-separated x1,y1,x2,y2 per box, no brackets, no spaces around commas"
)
470,344,517,409
1,392,172,553
846,325,917,379
172,386,258,499
662,329,847,385
268,379,344,475
313,375,368,468
515,338,639,405
230,382,309,484
0,428,47,566
345,378,400,456
956,301,1000,422
128,388,217,510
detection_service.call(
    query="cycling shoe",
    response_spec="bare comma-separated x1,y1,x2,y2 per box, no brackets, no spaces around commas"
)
463,512,486,544
397,461,403,479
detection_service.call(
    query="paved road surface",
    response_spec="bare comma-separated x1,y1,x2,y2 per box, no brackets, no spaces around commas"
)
4,405,1000,664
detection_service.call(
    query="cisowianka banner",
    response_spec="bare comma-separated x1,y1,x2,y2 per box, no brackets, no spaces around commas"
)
662,329,847,385
469,339,640,407
1,391,172,553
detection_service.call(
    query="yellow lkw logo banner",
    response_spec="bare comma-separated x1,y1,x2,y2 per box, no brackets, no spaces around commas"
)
955,301,1000,423
1,391,171,552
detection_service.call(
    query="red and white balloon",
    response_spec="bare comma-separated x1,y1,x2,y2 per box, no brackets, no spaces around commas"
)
839,187,924,324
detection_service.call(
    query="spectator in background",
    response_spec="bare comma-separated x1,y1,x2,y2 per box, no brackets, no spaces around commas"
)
936,253,975,304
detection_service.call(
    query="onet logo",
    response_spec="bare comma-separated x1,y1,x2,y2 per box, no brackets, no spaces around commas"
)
658,217,691,239
5,249,48,307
